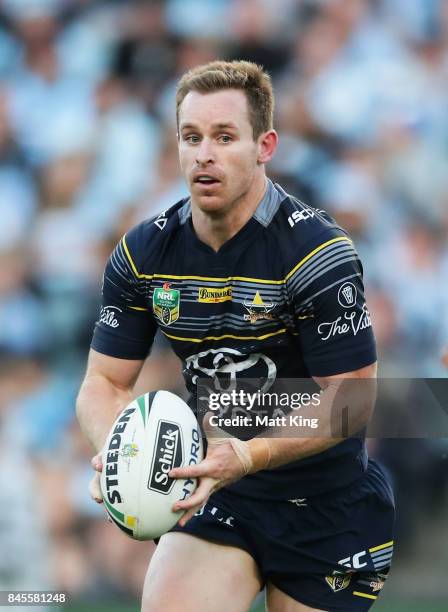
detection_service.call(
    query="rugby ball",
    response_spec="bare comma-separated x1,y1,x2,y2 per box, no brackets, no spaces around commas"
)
100,390,203,540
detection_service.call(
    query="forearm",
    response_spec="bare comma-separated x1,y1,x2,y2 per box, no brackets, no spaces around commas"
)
245,375,376,473
172,368,376,523
76,373,133,453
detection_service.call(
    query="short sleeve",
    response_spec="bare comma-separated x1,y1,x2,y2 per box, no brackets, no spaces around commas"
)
91,228,157,360
288,232,376,377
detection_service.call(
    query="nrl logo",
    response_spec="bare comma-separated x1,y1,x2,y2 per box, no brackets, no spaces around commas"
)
120,443,139,459
119,442,139,470
153,282,180,325
243,291,275,322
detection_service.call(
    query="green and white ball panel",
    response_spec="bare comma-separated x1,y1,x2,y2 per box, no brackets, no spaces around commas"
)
100,390,203,541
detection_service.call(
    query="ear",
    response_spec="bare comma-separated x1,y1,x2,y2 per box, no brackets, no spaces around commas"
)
256,130,278,165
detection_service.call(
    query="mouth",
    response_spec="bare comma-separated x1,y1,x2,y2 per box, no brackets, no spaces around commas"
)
193,174,221,188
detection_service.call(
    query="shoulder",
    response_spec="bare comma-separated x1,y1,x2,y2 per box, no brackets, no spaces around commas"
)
122,197,190,271
269,183,358,275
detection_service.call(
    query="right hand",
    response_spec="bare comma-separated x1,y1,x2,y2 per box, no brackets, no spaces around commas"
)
89,453,103,504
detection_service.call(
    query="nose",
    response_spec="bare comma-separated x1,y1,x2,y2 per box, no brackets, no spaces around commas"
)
195,138,215,166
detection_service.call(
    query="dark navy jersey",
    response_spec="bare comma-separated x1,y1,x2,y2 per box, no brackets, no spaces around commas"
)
92,180,377,498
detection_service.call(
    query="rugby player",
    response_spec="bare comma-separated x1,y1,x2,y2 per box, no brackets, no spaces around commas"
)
77,61,394,611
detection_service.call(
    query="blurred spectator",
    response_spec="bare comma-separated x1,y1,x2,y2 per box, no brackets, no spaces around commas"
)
113,0,179,109
57,1,123,82
165,0,228,39
0,90,37,250
131,124,186,221
0,248,49,355
226,0,291,74
79,71,161,233
0,356,54,594
4,4,97,166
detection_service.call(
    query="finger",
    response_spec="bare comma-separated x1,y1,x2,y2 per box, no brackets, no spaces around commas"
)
178,504,203,527
169,461,210,479
91,453,103,472
173,478,214,512
89,473,103,504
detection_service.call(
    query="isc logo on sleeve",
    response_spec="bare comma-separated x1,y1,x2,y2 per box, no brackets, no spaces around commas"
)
287,205,327,227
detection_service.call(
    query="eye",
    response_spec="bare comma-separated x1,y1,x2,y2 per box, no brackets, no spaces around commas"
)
184,134,200,144
219,134,232,143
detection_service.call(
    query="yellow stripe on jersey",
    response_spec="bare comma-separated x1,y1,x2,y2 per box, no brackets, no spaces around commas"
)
369,540,394,553
129,306,148,311
121,243,283,285
161,328,287,343
353,592,377,600
122,235,153,280
153,272,284,284
122,235,352,285
285,236,352,282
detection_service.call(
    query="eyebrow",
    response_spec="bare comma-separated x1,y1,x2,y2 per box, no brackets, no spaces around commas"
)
180,122,239,131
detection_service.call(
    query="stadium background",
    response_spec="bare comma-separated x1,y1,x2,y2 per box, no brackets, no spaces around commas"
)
0,0,447,610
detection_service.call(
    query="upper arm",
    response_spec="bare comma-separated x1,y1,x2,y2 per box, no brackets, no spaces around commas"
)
313,361,377,390
91,226,158,360
313,362,377,437
85,348,145,391
288,231,377,377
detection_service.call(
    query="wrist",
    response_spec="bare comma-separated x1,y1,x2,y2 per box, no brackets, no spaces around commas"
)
247,438,272,473
229,438,272,475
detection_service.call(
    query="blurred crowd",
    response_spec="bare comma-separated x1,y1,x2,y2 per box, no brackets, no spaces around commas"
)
0,0,447,604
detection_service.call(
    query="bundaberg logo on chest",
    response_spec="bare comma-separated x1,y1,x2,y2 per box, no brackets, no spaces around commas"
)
198,287,232,303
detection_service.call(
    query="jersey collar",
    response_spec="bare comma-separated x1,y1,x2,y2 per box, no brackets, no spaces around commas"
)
178,179,286,229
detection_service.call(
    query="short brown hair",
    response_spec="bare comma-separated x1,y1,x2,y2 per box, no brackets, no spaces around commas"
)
176,60,274,139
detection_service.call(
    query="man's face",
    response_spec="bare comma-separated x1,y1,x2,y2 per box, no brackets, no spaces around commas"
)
178,89,261,215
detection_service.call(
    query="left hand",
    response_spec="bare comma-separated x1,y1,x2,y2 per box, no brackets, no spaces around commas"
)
89,453,104,504
169,414,247,527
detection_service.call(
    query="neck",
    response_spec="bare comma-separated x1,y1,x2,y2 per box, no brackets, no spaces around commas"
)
191,173,267,252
